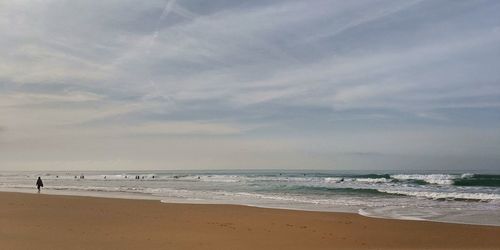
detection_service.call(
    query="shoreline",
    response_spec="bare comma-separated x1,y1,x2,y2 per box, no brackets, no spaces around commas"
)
2,188,500,228
1,191,500,249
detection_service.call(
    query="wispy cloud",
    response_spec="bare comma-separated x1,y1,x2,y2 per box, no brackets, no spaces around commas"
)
1,0,500,170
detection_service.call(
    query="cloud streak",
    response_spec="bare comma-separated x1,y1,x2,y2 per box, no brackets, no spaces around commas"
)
1,0,500,170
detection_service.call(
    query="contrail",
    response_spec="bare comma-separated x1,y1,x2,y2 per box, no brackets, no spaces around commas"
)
144,0,197,103
149,0,176,49
149,0,199,51
159,0,176,21
143,0,177,102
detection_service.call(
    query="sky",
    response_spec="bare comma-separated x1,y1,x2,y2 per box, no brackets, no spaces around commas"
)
1,0,500,171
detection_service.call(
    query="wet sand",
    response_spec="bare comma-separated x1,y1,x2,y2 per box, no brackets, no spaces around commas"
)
0,191,499,249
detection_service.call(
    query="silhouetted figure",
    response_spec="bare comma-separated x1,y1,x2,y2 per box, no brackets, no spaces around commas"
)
36,177,44,193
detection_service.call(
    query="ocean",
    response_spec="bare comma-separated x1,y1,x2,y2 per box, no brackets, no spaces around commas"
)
1,170,499,226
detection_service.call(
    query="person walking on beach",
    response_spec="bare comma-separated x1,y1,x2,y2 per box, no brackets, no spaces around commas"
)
36,177,44,193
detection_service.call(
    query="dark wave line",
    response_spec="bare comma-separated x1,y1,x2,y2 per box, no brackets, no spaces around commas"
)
453,174,500,187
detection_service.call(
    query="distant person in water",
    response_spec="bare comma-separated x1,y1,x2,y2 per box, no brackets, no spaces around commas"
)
36,177,44,193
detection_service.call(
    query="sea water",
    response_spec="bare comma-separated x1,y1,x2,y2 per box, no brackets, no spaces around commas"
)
1,170,499,226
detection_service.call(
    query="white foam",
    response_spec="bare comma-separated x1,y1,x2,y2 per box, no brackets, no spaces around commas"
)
379,189,500,201
197,175,242,183
355,178,391,183
324,177,343,183
2,171,500,226
359,208,429,221
391,174,456,185
461,173,475,179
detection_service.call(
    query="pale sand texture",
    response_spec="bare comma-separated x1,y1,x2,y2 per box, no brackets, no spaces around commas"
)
1,192,499,249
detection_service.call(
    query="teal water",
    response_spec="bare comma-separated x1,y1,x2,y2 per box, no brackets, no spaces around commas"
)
1,170,499,226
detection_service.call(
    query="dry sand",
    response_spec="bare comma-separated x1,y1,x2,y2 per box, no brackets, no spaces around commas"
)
1,191,499,249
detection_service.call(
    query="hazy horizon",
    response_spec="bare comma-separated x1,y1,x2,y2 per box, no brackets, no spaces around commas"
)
1,0,500,171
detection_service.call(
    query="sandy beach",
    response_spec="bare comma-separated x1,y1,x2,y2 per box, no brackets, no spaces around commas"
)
0,192,499,250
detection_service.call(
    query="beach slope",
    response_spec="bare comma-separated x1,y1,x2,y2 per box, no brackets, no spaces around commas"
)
0,192,499,249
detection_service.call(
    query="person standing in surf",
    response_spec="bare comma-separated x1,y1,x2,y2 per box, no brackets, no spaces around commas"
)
36,177,44,193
